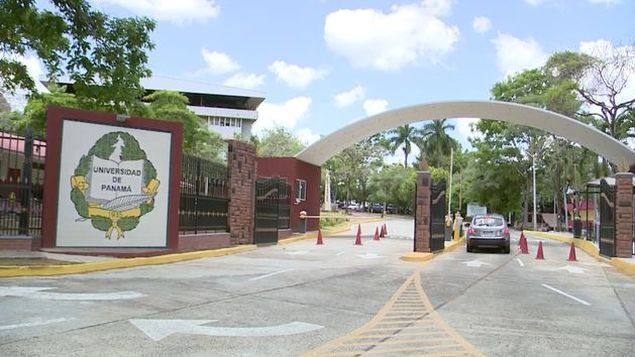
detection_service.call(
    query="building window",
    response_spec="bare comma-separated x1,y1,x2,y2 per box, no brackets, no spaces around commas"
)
296,179,307,201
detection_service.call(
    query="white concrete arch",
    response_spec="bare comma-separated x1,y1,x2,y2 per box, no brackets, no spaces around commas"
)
296,100,635,168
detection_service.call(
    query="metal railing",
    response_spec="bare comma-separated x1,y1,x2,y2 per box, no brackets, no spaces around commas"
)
0,129,46,237
178,154,229,234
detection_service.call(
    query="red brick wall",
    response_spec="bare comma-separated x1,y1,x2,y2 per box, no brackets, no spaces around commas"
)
178,233,231,252
0,238,36,251
227,140,257,245
615,173,633,258
414,171,431,253
256,157,321,232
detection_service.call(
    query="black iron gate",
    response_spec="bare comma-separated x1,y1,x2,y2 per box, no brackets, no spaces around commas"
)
430,180,446,252
254,177,289,245
599,178,616,257
0,129,45,237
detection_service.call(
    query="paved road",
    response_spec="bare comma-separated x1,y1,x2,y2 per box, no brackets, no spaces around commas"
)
1,217,634,356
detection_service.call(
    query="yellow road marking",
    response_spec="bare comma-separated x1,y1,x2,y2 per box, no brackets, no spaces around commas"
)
303,268,483,356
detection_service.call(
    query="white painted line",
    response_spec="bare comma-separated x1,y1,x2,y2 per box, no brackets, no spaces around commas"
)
335,251,346,256
249,268,295,281
0,318,70,331
130,319,323,341
516,258,525,267
0,286,144,300
542,284,591,306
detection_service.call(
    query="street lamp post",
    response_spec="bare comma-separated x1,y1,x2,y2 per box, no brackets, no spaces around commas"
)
532,154,537,231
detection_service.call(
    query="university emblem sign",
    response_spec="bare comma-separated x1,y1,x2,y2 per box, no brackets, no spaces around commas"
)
70,132,160,240
41,107,183,250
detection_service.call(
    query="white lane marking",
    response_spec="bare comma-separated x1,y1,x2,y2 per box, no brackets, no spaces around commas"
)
542,284,591,306
516,258,525,267
357,253,384,259
286,250,309,255
0,318,71,331
461,260,490,268
556,265,586,274
130,319,324,341
249,268,295,281
0,286,144,300
335,251,346,256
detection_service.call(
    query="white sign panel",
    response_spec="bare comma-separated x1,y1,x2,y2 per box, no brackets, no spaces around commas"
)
56,120,172,247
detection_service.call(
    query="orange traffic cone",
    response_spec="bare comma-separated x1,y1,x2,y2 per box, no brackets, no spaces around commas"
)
354,224,363,245
316,229,324,245
373,226,380,241
379,224,386,238
520,232,529,254
567,241,577,261
535,241,544,260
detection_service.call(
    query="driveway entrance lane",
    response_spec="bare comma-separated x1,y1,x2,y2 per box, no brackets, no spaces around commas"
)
1,227,423,356
424,232,635,356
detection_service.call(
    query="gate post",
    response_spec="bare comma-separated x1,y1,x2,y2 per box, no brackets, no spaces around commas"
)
414,166,431,253
615,172,633,258
227,140,257,245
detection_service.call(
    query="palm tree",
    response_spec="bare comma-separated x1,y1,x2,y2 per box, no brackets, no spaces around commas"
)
387,124,420,167
418,119,457,167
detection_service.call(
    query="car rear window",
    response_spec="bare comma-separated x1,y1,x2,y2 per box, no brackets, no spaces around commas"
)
473,217,504,227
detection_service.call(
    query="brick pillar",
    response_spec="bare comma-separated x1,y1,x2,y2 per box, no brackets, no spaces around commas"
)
227,140,257,245
414,171,431,252
615,172,633,258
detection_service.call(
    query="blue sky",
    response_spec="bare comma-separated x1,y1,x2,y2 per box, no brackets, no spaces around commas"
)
14,0,635,159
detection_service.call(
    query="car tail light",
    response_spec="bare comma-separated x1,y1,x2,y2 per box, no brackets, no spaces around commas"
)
467,227,475,235
503,227,509,234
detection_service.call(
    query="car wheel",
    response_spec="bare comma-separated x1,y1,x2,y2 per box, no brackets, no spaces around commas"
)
466,244,472,253
503,245,510,254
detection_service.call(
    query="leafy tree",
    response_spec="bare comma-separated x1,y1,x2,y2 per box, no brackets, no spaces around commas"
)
387,124,421,167
145,91,224,159
0,0,155,114
328,138,386,206
417,119,457,168
18,84,79,135
545,49,635,141
368,165,416,214
256,127,304,157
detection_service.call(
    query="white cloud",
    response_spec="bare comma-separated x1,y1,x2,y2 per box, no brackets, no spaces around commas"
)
222,72,265,89
334,85,366,108
472,16,492,34
93,0,220,24
254,97,312,134
524,0,547,5
201,49,240,75
296,128,321,145
363,99,389,116
268,61,327,89
324,2,460,71
451,118,481,149
492,33,548,77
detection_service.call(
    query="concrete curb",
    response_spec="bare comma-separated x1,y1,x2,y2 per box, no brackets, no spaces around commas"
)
400,237,465,262
277,217,385,246
0,245,257,278
524,230,635,278
400,252,435,262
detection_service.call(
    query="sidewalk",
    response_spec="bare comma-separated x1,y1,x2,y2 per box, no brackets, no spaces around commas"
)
524,230,635,277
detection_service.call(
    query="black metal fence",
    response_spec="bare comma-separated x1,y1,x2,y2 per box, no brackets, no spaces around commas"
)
0,129,46,237
179,154,229,234
254,177,291,245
